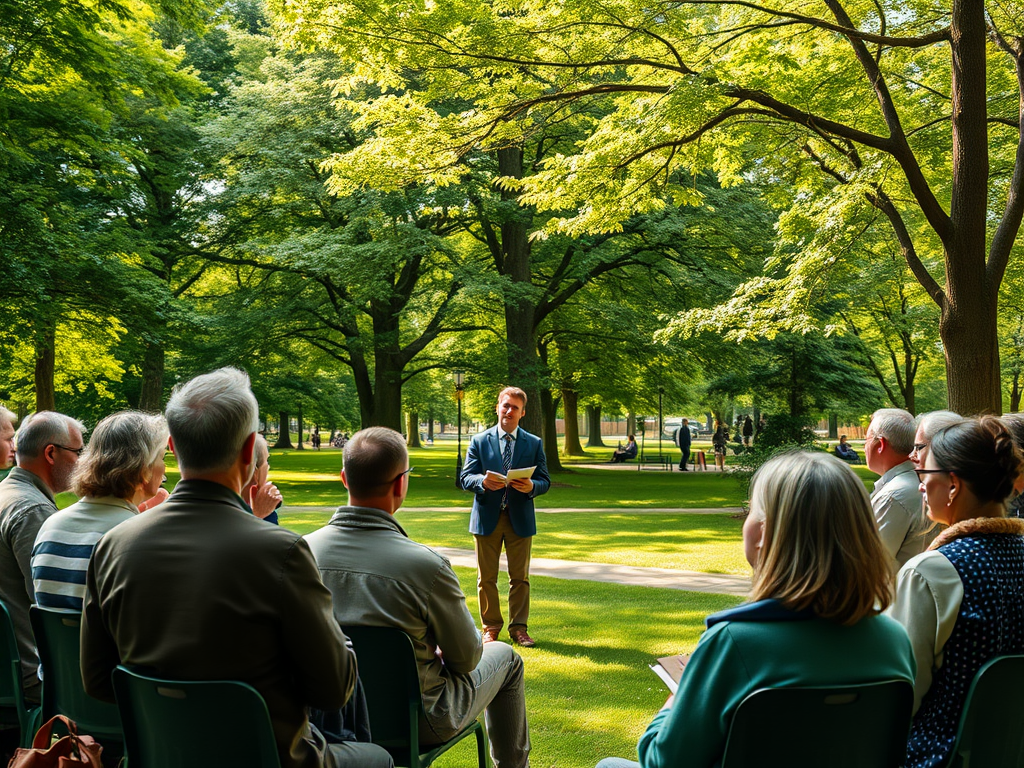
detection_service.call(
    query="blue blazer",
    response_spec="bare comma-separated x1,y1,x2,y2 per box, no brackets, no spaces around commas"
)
460,425,550,538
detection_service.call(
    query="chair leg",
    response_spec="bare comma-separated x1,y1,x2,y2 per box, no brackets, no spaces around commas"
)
475,721,490,768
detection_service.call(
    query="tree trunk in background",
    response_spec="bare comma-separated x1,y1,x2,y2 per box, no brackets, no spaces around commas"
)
427,411,434,442
540,388,564,471
274,412,293,448
297,405,304,450
561,389,586,455
626,413,636,435
138,341,165,412
407,412,423,448
828,414,838,439
1011,372,1021,413
586,405,606,447
34,321,55,412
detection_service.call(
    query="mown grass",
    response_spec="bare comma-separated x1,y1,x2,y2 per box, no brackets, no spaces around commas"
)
426,567,742,768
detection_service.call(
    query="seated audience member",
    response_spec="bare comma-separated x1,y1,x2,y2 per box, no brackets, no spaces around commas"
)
0,406,15,472
887,417,1024,768
1001,412,1024,518
80,368,391,768
245,434,283,524
596,451,915,768
866,408,937,568
305,427,530,768
611,435,638,463
31,411,169,611
909,410,962,469
834,435,858,462
0,410,85,700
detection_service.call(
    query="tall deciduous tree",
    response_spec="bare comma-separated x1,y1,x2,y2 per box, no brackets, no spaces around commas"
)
279,0,1024,415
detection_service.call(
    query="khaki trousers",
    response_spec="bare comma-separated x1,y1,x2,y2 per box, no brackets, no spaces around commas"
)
474,511,532,631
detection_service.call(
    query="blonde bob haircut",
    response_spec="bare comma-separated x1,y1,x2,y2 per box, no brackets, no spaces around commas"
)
72,411,169,500
748,451,893,625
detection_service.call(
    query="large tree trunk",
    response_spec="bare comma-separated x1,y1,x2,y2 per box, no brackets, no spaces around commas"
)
498,146,544,436
561,389,586,456
369,310,405,430
626,413,636,435
828,413,838,439
138,341,165,412
942,0,1001,415
585,404,606,447
274,411,293,448
539,388,564,471
34,321,55,412
407,412,423,448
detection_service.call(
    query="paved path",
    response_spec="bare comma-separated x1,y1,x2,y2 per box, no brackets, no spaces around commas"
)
284,505,744,516
280,505,749,596
433,547,751,597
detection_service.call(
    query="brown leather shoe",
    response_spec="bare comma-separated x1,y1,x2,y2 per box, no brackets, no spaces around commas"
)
509,627,536,647
482,627,502,643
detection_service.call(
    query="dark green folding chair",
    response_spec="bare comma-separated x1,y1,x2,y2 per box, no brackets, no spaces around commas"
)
0,601,40,748
342,625,489,768
720,679,914,768
112,665,282,768
29,606,122,748
947,654,1024,768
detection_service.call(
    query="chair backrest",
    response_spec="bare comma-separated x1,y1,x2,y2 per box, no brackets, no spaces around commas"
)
341,626,422,751
0,600,39,746
112,665,282,768
28,606,121,740
112,667,282,768
949,654,1024,768
720,680,914,768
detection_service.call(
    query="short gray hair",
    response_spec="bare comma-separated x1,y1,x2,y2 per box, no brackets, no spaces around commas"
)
72,411,169,499
253,434,269,470
915,410,962,443
870,408,916,455
165,367,259,474
343,427,408,495
16,411,87,460
0,406,15,429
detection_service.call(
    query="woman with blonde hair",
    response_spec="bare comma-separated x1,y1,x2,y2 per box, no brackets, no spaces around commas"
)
596,452,915,768
888,416,1024,768
31,410,169,611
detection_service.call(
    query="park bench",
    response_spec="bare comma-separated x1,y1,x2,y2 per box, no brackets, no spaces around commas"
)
638,453,673,471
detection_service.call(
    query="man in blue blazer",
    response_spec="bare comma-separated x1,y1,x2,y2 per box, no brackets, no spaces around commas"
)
460,387,550,647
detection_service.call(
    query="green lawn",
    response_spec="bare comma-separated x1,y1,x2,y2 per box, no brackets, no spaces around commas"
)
428,567,742,768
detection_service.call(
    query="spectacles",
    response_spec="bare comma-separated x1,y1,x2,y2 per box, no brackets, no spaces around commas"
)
912,443,928,453
391,467,414,483
50,444,85,457
915,468,953,481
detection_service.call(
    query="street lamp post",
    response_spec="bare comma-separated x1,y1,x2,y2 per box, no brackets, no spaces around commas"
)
454,372,465,488
658,386,664,458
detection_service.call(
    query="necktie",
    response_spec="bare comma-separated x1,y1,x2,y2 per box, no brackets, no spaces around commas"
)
501,434,513,509
502,434,514,473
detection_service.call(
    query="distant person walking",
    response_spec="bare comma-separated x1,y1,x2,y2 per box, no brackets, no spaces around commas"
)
742,416,754,447
677,420,692,471
712,421,728,472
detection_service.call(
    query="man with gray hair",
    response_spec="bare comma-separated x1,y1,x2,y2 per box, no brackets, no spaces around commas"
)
306,427,531,768
0,406,16,472
81,368,390,768
865,407,933,569
0,409,85,699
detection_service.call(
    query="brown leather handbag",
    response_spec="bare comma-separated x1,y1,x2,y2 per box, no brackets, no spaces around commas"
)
7,715,104,768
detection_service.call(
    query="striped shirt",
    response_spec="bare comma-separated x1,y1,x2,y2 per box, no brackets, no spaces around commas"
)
31,497,137,611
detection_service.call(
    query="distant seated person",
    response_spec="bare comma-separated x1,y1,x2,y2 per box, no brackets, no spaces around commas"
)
596,452,914,768
611,435,638,463
834,435,858,462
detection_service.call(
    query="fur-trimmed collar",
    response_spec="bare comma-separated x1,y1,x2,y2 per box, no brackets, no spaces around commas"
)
928,516,1024,551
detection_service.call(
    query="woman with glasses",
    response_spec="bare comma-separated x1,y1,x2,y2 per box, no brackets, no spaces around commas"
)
888,416,1024,768
595,452,915,768
30,410,169,612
